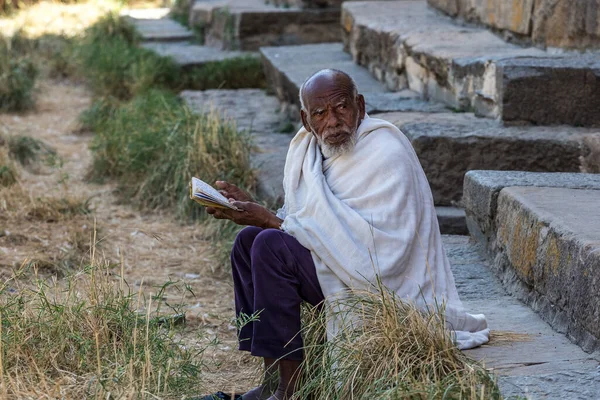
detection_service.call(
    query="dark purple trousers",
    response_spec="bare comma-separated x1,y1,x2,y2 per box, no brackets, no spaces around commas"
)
231,227,325,361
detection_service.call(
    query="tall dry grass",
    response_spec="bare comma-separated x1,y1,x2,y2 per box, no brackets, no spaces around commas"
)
296,279,501,399
0,236,205,398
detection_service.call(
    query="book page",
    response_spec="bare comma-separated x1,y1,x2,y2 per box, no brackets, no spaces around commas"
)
190,177,239,210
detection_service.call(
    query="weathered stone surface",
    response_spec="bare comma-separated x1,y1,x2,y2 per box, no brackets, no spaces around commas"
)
445,235,600,398
490,187,600,352
429,0,600,50
181,89,294,203
189,0,340,51
342,1,546,116
260,43,447,116
463,170,600,251
375,111,599,205
141,42,255,68
498,55,600,127
428,0,535,36
123,8,194,42
532,0,600,49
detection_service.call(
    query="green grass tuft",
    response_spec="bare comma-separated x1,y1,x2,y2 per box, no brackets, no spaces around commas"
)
0,33,37,112
75,13,178,100
86,89,255,220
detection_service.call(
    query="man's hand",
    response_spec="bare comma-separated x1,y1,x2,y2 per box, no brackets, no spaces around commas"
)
206,201,283,229
215,181,255,203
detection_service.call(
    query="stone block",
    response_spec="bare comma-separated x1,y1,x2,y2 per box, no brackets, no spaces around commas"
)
428,0,535,36
532,0,600,49
462,170,600,252
429,0,600,49
498,56,600,127
493,187,600,352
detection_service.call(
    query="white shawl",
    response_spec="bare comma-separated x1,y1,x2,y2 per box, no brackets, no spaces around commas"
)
280,116,489,350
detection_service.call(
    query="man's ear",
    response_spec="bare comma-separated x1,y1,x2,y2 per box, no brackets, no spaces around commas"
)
357,94,366,119
300,109,312,133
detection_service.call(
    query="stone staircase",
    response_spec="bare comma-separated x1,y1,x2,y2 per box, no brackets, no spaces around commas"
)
342,1,600,126
122,8,257,69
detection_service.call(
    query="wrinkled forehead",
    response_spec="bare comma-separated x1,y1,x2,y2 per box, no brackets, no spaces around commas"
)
303,74,355,110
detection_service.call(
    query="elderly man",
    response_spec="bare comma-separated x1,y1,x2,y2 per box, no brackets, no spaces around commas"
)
203,69,489,400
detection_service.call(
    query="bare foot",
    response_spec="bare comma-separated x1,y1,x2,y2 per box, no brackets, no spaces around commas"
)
240,385,272,400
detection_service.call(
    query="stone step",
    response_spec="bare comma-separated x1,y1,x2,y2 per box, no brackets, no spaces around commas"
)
141,42,255,69
445,235,600,398
373,111,600,206
188,0,340,51
463,181,600,355
123,8,194,42
260,43,449,115
342,1,600,127
180,88,466,234
463,171,600,251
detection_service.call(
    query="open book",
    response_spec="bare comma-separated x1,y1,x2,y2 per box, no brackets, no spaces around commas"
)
189,177,240,211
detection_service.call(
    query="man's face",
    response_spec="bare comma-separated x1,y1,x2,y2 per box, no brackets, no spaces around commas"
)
301,76,365,158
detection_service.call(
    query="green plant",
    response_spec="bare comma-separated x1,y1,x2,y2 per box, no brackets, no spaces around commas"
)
86,89,255,220
0,34,37,112
0,149,18,186
82,11,140,45
295,280,501,399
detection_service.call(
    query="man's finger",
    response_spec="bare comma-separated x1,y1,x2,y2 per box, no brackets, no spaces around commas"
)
215,181,234,190
206,207,216,215
231,201,249,211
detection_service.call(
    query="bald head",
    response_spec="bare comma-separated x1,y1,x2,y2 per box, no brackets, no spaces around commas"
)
298,69,366,158
299,69,357,112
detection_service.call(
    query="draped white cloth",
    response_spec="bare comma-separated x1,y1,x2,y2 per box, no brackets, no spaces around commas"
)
279,116,489,350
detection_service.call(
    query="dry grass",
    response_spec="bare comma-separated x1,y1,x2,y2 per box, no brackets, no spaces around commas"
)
0,243,205,399
0,146,18,186
0,78,258,395
0,183,91,223
296,280,501,399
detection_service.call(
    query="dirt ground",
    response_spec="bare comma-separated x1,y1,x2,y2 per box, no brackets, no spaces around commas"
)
0,79,259,396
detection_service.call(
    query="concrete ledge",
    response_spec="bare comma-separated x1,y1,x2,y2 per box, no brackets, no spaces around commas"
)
491,187,600,352
463,171,600,250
